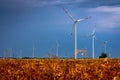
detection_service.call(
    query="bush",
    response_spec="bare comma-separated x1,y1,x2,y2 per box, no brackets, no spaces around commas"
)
99,52,108,58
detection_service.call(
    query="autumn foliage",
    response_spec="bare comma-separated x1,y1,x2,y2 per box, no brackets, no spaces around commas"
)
0,58,120,80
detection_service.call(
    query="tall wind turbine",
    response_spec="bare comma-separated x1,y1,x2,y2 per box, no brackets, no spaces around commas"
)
63,8,90,59
85,25,96,59
56,41,59,57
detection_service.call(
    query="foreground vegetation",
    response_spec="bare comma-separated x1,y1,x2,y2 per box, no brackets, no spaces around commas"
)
0,58,120,80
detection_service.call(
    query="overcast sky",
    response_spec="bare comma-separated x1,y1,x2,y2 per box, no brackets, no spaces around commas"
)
0,0,120,58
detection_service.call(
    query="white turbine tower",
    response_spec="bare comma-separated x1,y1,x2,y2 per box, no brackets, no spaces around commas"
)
56,41,59,57
91,25,96,59
63,8,90,59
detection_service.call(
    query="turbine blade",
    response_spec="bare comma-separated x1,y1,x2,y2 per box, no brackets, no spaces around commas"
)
70,32,72,40
72,23,76,32
70,23,75,39
77,16,91,22
105,40,110,43
83,34,91,38
94,36,98,41
97,38,103,43
107,40,110,42
92,24,96,34
63,8,75,22
56,41,59,47
105,41,107,43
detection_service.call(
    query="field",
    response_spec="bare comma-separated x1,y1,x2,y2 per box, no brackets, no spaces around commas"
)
0,58,120,80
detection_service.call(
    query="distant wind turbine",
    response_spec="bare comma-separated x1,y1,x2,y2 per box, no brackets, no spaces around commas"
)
20,50,22,58
108,47,111,58
103,40,109,53
32,45,35,58
56,41,59,57
63,8,90,59
9,48,12,58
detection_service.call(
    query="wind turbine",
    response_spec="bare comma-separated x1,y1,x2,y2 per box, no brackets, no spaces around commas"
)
63,8,90,59
3,50,7,59
19,50,22,59
108,47,111,58
9,48,12,58
32,45,35,58
103,40,109,53
85,25,96,59
56,41,59,57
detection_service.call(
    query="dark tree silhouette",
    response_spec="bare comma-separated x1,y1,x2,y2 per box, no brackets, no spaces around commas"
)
99,52,108,58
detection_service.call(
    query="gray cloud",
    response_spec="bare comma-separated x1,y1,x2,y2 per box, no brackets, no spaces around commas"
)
88,6,120,12
0,0,120,8
88,6,120,29
76,0,120,8
0,0,84,8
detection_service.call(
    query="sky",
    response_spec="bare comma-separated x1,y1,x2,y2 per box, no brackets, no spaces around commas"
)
0,0,120,58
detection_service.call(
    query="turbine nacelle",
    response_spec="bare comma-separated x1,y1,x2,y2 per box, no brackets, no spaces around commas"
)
102,40,110,47
91,34,95,38
74,20,79,23
104,41,109,44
